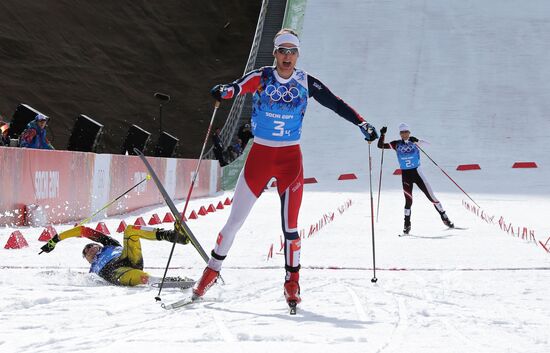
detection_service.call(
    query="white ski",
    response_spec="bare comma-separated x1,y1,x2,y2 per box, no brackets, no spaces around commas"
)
161,296,198,310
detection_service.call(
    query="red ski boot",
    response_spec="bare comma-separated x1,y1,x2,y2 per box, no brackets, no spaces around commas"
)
192,267,219,299
284,271,301,304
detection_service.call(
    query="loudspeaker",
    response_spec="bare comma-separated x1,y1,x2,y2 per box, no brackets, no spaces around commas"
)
67,114,104,152
9,104,45,139
155,131,179,157
122,124,151,155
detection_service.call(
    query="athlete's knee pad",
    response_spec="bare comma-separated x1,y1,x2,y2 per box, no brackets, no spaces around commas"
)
284,238,301,269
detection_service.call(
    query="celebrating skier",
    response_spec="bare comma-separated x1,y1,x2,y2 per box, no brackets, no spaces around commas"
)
40,225,193,287
377,123,454,235
193,28,378,309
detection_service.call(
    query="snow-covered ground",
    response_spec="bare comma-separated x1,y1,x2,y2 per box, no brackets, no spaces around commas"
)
2,0,550,352
1,186,549,353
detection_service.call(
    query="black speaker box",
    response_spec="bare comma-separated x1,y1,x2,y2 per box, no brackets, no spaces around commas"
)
9,104,45,139
122,124,151,155
67,114,104,152
156,131,179,157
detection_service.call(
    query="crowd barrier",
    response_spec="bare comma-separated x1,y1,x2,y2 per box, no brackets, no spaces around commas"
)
0,147,220,227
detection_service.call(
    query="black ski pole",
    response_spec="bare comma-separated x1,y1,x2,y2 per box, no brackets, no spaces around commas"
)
155,101,223,299
368,142,378,283
376,143,385,222
415,143,481,208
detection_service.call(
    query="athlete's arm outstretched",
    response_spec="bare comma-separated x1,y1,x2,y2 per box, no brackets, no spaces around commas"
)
59,226,120,246
40,226,120,253
307,75,365,125
307,74,378,141
213,68,264,99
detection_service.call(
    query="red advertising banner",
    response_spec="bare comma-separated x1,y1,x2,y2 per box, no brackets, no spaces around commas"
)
0,147,94,226
0,148,220,227
105,155,165,216
174,159,214,200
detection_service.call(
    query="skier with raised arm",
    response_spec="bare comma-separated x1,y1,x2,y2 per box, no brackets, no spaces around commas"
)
377,123,454,235
192,28,378,312
40,225,193,287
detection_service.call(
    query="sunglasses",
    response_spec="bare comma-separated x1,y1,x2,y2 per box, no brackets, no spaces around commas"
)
275,46,299,55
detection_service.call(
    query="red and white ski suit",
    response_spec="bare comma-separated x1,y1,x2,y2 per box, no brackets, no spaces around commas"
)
207,66,367,274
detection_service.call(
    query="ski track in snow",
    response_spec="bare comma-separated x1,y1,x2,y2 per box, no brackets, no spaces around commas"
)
1,188,550,352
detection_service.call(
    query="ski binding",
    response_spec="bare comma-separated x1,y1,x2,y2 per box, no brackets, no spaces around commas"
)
288,301,297,315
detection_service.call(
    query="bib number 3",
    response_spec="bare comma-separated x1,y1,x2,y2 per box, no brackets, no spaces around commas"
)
273,120,285,137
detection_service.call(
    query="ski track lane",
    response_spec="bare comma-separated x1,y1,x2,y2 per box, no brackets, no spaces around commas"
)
344,285,371,343
437,271,549,353
437,273,507,353
201,272,386,345
211,310,236,343
341,279,404,349
377,277,483,353
3,265,550,351
345,286,368,322
368,282,409,353
3,190,550,351
409,272,487,352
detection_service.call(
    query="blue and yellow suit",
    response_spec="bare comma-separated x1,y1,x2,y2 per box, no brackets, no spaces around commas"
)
58,225,186,286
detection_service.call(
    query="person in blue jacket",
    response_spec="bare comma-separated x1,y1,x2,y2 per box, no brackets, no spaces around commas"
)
19,113,54,149
378,123,454,234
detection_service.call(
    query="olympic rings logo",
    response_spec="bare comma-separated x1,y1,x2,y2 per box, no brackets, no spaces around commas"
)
265,84,300,102
398,144,415,153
